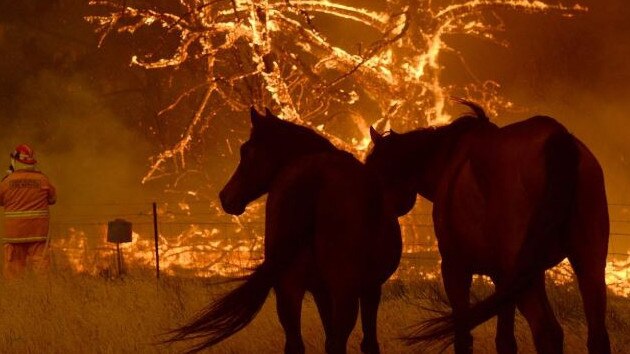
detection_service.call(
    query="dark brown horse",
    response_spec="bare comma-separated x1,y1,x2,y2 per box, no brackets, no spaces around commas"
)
168,107,401,354
366,100,610,354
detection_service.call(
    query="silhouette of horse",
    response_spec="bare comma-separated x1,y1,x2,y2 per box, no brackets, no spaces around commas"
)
168,107,402,354
366,100,610,354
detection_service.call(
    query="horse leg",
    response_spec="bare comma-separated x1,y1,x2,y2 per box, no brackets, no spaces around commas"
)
275,261,307,354
441,263,473,354
567,195,611,354
312,286,334,351
516,272,563,354
568,254,611,354
491,277,518,354
327,293,360,354
359,285,382,354
496,301,517,354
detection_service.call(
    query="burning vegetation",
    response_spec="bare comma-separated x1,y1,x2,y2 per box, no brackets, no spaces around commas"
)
10,0,607,297
85,0,586,180
1,1,630,352
3,1,628,297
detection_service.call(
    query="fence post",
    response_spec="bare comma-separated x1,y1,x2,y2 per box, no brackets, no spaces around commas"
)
152,202,160,279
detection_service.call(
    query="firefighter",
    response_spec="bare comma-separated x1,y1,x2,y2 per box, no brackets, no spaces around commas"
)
0,144,56,278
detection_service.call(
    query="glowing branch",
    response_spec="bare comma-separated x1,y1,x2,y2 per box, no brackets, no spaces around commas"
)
436,0,587,19
270,1,391,32
143,82,217,183
87,0,585,181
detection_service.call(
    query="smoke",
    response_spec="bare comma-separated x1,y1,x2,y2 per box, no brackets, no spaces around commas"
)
433,0,630,252
496,0,630,204
0,1,158,215
0,72,156,212
425,0,630,203
2,0,629,215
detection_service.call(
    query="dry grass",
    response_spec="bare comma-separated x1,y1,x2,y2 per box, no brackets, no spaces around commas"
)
0,271,628,353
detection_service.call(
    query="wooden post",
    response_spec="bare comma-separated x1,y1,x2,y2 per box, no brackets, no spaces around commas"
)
116,242,123,276
152,202,160,279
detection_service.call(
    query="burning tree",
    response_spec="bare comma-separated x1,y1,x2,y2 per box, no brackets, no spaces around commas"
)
86,0,585,184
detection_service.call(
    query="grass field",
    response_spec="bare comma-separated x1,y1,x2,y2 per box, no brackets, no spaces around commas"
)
0,271,628,353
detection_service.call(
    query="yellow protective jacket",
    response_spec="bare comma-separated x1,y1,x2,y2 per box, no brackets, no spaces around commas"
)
0,170,56,243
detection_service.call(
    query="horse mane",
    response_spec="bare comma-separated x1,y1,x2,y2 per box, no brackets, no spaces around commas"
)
266,114,338,154
450,97,489,122
384,100,494,172
437,99,496,141
396,99,490,140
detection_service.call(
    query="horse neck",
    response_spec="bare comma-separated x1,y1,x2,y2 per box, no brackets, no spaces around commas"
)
302,139,337,156
407,148,438,203
290,126,338,156
285,132,338,161
407,128,466,202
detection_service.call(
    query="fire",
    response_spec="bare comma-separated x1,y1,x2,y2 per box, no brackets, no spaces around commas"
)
86,0,586,179
605,255,630,297
51,201,266,278
52,226,630,298
53,222,263,278
50,205,630,298
75,0,630,298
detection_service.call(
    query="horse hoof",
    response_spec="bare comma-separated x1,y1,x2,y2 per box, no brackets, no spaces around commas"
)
360,340,380,354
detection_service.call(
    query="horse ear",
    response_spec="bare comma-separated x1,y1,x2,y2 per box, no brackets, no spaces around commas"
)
265,107,274,117
370,126,384,145
250,106,263,126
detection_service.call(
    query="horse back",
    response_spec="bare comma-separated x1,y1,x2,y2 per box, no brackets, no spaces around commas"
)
434,116,584,273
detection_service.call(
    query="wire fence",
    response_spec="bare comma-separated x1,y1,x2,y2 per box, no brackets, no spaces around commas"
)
39,201,630,278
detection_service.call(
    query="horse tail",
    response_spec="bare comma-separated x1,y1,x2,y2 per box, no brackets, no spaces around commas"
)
450,97,489,121
404,126,579,351
166,260,277,353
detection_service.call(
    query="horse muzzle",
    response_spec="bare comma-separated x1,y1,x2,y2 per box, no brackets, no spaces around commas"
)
219,190,246,215
386,189,416,216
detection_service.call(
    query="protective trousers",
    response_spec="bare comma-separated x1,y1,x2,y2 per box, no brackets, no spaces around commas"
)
3,241,50,279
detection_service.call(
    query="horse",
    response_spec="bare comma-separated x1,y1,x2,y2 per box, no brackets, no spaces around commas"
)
167,107,402,354
366,99,610,354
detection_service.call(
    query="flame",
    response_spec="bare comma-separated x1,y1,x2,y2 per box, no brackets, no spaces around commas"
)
50,205,630,298
86,0,585,181
52,223,263,278
78,0,630,298
605,255,630,297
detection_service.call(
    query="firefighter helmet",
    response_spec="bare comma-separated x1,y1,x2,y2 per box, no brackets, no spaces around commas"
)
10,144,37,165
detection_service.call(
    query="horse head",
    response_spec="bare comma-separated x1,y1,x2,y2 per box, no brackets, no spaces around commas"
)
219,107,284,215
366,99,496,216
366,127,419,216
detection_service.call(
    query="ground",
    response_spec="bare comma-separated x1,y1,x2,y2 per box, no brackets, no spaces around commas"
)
0,272,628,353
